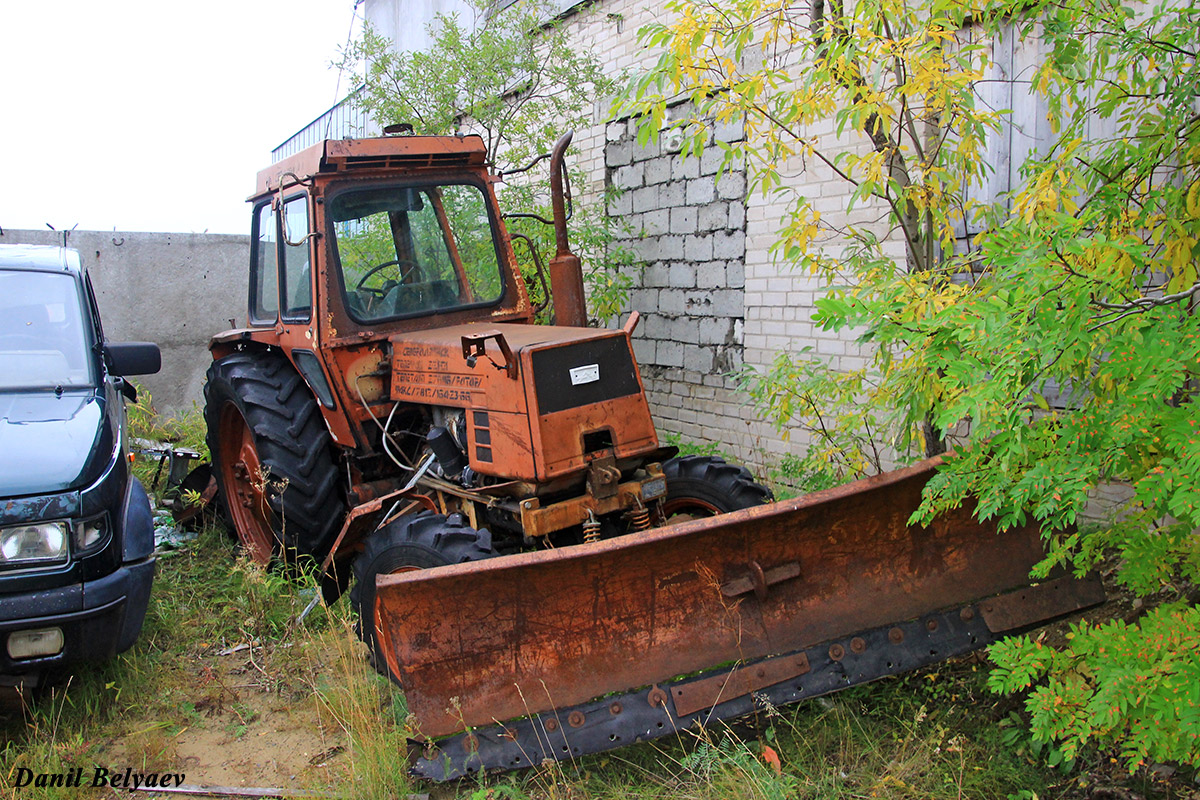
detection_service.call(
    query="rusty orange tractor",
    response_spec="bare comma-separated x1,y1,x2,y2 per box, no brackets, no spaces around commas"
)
205,131,770,646
206,130,1103,779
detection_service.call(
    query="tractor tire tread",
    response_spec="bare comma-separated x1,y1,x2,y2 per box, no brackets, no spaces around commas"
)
662,454,774,511
204,351,344,560
350,512,495,682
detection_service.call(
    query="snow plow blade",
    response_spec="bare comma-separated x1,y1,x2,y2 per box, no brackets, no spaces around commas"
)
373,457,1104,779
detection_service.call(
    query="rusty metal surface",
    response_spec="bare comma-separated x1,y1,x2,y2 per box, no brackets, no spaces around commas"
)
671,651,811,717
547,131,587,328
318,489,409,573
386,322,658,482
548,253,586,328
253,135,489,199
411,573,1104,780
374,457,1088,738
980,572,1106,632
517,473,665,538
720,560,802,601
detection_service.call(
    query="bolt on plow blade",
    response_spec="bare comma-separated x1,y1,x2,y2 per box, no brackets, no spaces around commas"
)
373,458,1104,780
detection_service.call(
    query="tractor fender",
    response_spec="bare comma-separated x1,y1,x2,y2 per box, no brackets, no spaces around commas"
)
208,328,278,361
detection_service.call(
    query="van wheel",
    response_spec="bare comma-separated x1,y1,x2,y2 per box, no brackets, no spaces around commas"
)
351,513,495,683
659,455,773,522
204,352,344,565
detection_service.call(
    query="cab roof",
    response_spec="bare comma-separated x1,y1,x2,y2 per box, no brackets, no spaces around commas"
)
0,244,82,275
253,134,490,200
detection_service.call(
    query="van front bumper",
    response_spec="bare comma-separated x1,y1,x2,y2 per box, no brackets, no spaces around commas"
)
0,558,154,675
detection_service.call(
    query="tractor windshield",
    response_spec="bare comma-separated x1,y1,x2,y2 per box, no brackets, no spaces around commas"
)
330,182,504,322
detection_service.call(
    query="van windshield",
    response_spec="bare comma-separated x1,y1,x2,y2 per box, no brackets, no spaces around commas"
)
0,270,93,390
329,183,505,322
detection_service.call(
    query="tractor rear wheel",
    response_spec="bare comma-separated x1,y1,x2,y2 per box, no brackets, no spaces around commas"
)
660,455,773,522
351,512,495,683
204,351,344,565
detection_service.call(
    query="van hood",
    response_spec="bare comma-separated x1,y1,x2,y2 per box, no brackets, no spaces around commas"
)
0,391,110,497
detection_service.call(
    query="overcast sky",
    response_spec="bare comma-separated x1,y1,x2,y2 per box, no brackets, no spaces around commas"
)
0,1,361,236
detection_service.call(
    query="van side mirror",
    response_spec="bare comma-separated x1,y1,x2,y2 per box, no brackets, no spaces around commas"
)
105,341,161,377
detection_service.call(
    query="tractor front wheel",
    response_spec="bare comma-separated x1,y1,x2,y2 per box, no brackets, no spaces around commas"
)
351,512,496,684
659,455,773,522
204,352,345,565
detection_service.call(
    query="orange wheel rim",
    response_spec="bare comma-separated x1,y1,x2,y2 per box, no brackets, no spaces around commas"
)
659,496,723,524
217,403,276,564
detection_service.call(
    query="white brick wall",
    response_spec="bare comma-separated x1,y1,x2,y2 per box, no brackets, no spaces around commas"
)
543,0,904,478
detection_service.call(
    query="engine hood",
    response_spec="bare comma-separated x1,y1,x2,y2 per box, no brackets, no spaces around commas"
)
388,321,658,482
0,390,110,497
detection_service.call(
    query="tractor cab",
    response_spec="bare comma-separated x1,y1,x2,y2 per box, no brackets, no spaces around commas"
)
207,130,674,564
330,183,505,322
241,133,534,344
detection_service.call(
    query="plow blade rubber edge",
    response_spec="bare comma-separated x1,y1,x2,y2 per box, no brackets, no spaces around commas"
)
374,458,1105,779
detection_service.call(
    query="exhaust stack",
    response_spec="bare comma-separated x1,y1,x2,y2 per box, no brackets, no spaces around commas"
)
548,131,587,327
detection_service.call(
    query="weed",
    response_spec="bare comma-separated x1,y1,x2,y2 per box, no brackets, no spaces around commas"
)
660,432,829,501
661,431,734,461
126,388,209,458
121,719,180,771
306,622,414,800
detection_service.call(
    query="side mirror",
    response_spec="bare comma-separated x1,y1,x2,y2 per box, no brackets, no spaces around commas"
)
105,341,161,377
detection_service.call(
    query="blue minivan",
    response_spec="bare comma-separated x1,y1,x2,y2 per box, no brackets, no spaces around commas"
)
0,244,160,685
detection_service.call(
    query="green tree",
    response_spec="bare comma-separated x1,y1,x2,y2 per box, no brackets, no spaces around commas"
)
624,0,1010,461
341,0,633,324
621,0,1200,772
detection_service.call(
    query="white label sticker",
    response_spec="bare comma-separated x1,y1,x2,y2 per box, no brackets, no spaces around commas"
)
569,364,600,386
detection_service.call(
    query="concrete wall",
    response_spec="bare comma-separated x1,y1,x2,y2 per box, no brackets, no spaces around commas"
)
0,228,249,417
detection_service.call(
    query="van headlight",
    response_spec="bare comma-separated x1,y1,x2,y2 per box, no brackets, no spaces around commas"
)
0,522,69,563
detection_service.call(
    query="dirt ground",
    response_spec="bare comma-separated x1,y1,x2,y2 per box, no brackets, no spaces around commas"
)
99,639,356,795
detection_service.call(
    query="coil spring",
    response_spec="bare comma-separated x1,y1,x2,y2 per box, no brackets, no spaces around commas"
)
628,502,651,532
582,511,602,544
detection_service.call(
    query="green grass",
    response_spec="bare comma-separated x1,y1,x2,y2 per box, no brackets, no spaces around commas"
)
463,663,1055,800
0,521,417,799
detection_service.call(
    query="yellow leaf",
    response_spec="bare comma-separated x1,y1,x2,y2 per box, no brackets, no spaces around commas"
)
1187,180,1200,217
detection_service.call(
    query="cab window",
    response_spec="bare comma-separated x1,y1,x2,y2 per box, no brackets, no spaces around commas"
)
329,183,504,322
250,202,278,324
281,195,312,322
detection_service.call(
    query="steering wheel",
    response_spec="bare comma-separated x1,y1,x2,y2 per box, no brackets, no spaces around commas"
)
354,259,424,297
